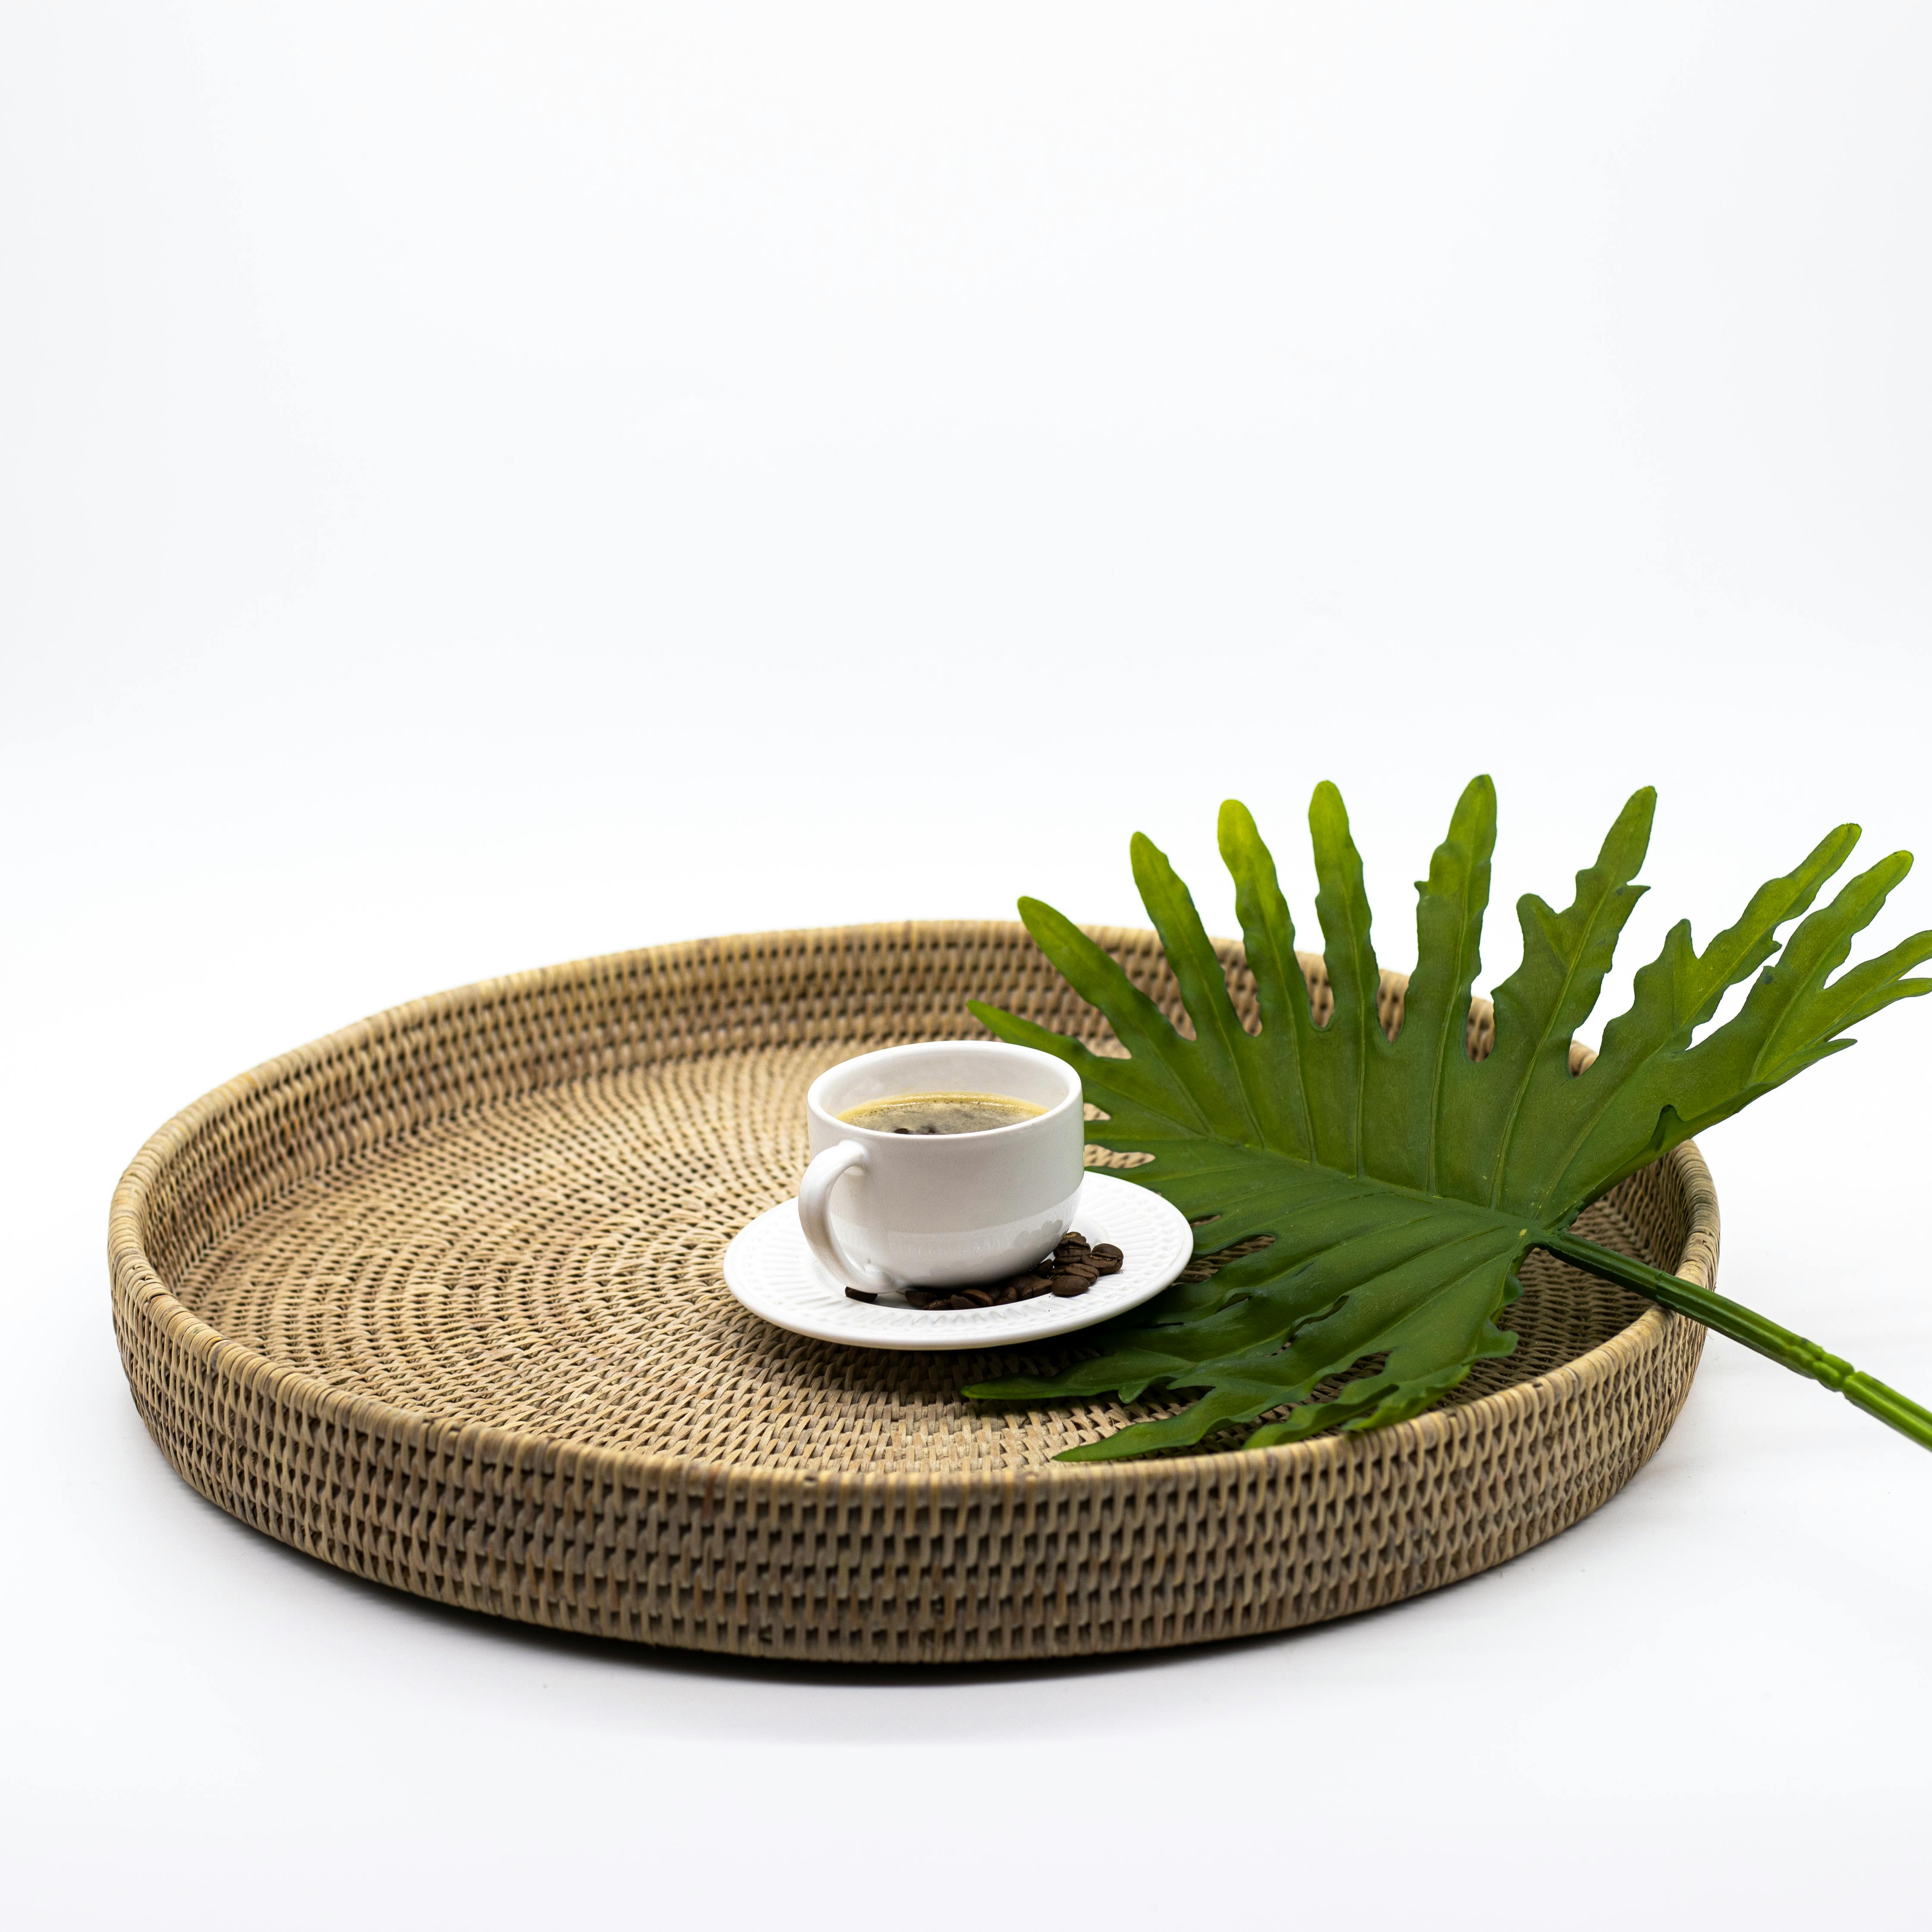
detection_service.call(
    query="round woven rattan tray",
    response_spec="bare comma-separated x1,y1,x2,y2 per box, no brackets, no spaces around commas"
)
110,922,1716,1664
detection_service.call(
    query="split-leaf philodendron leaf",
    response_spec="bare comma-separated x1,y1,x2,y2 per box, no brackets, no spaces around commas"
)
965,780,1932,1461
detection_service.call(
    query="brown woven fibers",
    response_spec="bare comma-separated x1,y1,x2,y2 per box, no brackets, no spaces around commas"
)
110,923,1714,1663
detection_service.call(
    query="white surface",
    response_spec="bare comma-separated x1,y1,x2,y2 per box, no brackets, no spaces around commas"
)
725,1173,1191,1348
799,1037,1086,1290
6,4,1932,1926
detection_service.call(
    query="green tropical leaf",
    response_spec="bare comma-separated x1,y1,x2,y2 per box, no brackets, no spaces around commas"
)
965,780,1932,1462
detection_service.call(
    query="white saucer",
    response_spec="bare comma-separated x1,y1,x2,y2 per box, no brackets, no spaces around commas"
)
721,1171,1194,1351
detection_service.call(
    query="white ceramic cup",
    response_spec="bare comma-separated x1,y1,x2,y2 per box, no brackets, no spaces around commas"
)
798,1040,1086,1292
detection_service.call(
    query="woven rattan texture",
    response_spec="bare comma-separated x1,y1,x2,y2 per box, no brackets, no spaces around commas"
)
111,923,1714,1662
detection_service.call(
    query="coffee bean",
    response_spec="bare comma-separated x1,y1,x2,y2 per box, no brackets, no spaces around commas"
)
1063,1232,1087,1247
893,1127,911,1134
866,1245,1126,1315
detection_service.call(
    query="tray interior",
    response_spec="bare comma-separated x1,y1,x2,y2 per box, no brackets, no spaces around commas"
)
162,1022,1683,1475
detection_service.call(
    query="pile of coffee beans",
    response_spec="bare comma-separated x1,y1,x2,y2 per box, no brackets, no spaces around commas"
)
845,1232,1124,1310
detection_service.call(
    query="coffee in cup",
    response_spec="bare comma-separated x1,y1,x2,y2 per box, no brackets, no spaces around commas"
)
837,1090,1044,1135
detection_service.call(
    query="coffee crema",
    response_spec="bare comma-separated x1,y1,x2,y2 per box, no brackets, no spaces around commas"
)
837,1089,1045,1135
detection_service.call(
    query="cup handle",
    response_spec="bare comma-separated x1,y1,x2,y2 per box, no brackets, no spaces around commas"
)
797,1140,903,1293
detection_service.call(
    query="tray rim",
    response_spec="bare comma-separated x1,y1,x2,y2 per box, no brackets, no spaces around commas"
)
108,920,1719,1496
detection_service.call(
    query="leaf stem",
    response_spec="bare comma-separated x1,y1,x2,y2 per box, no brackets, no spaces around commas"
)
1540,1230,1932,1453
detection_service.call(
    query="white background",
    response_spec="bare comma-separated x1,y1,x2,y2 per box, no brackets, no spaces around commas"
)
6,3,1932,1924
